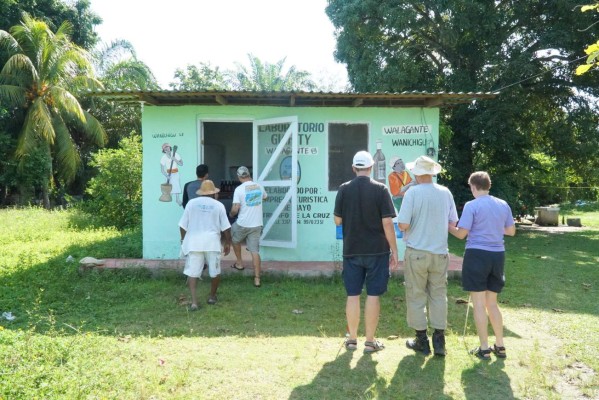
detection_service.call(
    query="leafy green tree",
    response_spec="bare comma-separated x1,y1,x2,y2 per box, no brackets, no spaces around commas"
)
231,53,316,91
89,40,158,148
0,0,100,50
83,133,142,229
326,0,599,210
169,61,229,90
170,55,318,91
576,3,599,75
0,14,106,207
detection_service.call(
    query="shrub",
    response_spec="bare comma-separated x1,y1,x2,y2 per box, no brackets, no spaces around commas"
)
83,133,141,229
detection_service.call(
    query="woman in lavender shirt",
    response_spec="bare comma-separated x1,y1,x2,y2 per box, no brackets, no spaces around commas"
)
449,171,516,360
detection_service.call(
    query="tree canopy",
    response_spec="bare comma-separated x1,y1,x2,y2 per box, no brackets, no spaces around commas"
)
326,0,599,210
0,14,106,206
170,54,317,91
576,2,599,75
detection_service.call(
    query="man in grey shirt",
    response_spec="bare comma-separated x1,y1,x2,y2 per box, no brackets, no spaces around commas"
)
397,155,458,356
182,164,209,208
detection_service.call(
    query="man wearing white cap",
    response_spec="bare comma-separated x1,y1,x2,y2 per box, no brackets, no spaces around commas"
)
397,155,458,356
334,151,399,353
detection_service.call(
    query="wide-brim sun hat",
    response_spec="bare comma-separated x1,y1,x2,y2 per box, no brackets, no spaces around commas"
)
196,179,221,195
406,155,442,176
352,151,374,168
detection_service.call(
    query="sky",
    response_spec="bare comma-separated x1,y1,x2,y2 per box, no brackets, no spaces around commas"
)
90,0,349,90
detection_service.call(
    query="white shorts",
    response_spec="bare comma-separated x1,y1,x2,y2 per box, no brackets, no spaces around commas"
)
184,251,221,278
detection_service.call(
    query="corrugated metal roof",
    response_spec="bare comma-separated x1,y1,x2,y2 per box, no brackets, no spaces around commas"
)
85,89,498,108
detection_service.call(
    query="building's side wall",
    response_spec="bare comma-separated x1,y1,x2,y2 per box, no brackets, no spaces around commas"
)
142,105,439,261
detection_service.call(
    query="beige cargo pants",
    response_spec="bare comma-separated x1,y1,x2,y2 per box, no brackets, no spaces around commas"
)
404,247,449,331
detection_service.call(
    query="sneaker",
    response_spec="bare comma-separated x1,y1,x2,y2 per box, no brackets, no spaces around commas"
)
406,335,431,355
207,296,218,305
432,331,446,356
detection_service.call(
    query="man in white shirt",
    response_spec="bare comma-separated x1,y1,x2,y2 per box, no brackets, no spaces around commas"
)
229,166,267,288
179,180,231,310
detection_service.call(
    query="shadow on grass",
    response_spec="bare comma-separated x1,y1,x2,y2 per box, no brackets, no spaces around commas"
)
461,359,514,400
384,354,450,399
289,352,386,399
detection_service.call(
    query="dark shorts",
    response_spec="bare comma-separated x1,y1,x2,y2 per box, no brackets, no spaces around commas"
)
461,248,505,293
342,254,390,296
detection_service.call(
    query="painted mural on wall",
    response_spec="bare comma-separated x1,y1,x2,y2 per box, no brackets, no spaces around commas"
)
158,142,184,205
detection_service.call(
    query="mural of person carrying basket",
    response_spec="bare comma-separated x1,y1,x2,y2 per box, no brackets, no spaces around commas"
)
159,143,184,205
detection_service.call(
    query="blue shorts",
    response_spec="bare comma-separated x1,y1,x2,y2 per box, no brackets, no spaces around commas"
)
461,248,505,293
342,254,390,296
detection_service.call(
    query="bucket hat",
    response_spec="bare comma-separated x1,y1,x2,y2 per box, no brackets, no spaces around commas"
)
406,155,442,176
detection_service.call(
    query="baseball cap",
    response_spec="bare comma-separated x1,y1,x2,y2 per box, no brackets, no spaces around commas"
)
352,151,374,168
237,166,250,178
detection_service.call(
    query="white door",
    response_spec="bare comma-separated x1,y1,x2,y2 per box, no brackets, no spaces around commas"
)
253,117,298,248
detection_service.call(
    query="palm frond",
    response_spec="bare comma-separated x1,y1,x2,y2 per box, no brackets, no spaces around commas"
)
0,29,22,55
51,113,79,182
71,75,104,92
81,109,107,147
0,53,38,84
0,84,27,107
49,86,86,122
93,39,137,75
16,99,55,157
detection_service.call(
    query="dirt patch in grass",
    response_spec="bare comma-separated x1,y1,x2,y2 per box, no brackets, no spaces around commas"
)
555,361,596,399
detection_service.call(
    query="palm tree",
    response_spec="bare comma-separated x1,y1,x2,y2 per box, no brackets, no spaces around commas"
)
93,39,159,91
231,54,317,91
0,14,106,207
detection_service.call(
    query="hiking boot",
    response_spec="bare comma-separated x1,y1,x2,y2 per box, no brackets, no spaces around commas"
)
406,335,431,355
432,331,446,356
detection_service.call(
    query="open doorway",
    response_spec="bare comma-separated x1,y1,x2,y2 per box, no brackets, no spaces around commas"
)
202,121,253,199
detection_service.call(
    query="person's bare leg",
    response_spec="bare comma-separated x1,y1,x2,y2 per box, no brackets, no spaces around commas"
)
485,291,504,347
210,275,220,298
188,277,198,307
346,295,360,341
251,251,261,286
471,291,489,349
364,295,380,343
232,242,243,268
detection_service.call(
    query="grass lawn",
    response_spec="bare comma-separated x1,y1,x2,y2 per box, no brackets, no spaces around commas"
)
0,207,598,399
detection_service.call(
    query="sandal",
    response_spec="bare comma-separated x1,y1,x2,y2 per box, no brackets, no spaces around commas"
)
231,263,245,271
364,340,385,354
344,338,357,351
470,347,491,360
491,344,507,359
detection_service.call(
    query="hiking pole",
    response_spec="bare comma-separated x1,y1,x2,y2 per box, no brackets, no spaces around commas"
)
462,294,472,353
335,323,350,358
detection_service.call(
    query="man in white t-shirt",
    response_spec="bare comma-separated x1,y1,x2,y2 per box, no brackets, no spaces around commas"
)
179,180,231,310
229,166,267,288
